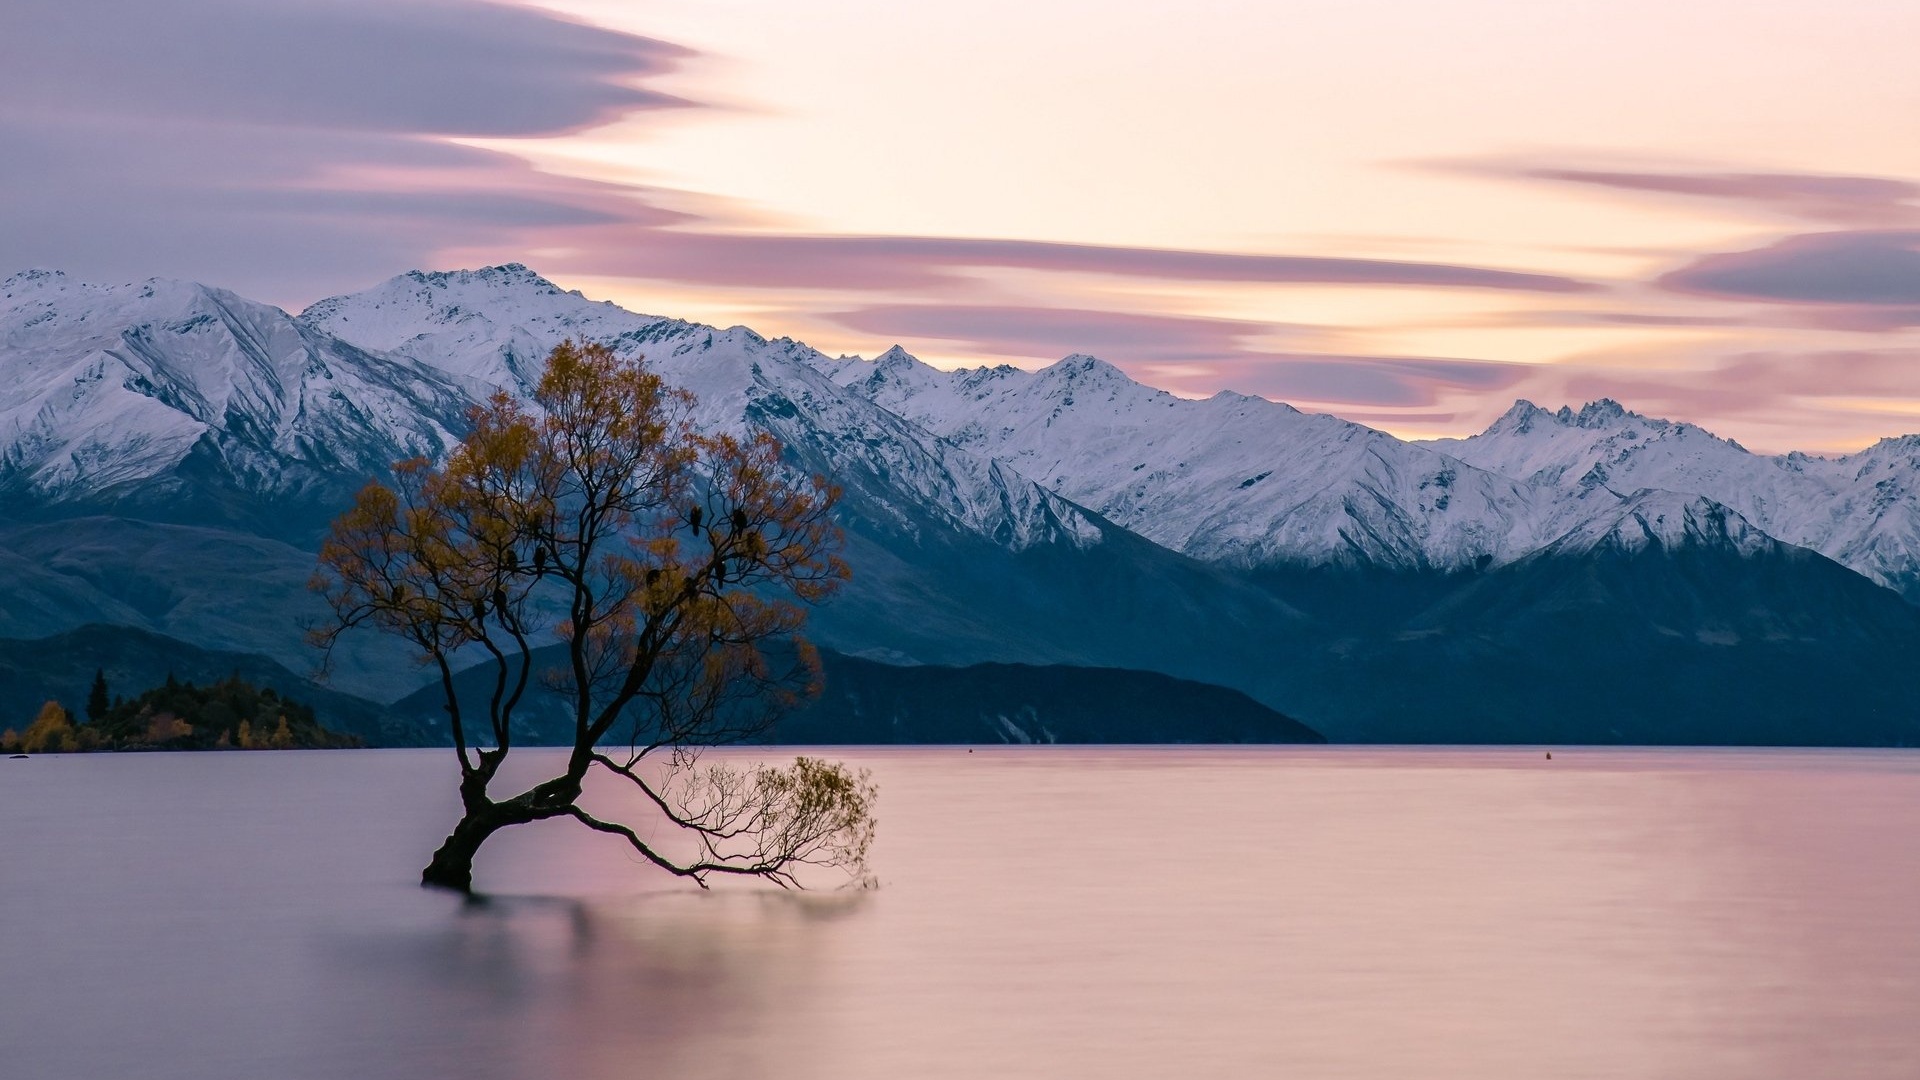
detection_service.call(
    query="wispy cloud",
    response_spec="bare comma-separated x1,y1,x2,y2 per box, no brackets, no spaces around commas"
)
2,0,693,136
825,304,1297,363
1523,168,1920,227
1533,348,1920,448
1659,230,1920,327
1446,157,1920,227
1220,354,1532,409
560,233,1600,296
0,0,1602,317
9,3,1919,450
0,0,696,300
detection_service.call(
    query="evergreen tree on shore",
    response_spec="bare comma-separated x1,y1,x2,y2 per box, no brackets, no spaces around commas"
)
86,669,110,723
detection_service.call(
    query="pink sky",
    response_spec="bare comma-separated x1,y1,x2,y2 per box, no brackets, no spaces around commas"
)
7,0,1920,452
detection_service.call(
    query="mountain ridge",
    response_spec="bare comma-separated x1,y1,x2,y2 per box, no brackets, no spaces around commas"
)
10,264,1920,743
17,260,1918,591
1428,395,1920,600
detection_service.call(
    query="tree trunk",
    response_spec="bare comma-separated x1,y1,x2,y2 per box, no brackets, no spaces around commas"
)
421,762,589,892
422,805,524,893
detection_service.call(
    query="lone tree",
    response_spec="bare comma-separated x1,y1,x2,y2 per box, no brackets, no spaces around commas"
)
312,342,873,893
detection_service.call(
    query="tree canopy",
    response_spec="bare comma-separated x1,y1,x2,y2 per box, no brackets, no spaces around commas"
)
312,341,874,893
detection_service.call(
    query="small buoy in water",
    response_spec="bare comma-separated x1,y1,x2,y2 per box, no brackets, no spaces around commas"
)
967,748,974,753
1545,751,1552,760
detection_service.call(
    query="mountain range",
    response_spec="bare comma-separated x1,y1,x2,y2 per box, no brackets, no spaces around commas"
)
4,264,1919,744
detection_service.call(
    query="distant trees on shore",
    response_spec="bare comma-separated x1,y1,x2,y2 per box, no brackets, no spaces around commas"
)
0,673,359,753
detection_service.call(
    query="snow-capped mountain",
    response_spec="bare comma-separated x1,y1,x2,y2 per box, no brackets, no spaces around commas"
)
1430,400,1920,600
822,346,1580,571
821,338,1920,596
17,262,1920,593
14,263,1920,600
0,266,1303,699
1342,478,1920,744
10,263,1920,743
296,268,1311,689
302,267,1103,553
300,265,689,398
1531,488,1775,560
0,268,467,523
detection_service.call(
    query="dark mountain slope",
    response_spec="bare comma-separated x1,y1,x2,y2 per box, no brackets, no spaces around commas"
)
1274,498,1920,744
386,643,1324,746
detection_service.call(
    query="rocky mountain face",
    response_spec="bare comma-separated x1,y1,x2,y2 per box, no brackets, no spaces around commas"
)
825,347,1560,572
302,267,1106,555
6,264,1920,744
1310,489,1920,745
0,269,469,538
295,269,1308,698
1430,399,1920,601
825,344,1920,606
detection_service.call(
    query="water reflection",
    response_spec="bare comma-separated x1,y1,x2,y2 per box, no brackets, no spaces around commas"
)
3,747,1920,1079
309,891,863,1080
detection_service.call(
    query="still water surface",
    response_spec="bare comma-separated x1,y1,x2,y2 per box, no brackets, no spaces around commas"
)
5,746,1920,1079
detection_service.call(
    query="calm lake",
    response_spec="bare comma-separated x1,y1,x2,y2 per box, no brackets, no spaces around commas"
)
4,746,1920,1079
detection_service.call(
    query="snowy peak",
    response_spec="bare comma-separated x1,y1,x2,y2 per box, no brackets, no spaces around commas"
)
1482,399,1555,437
405,263,559,290
300,264,691,396
1476,396,1685,441
827,343,1551,571
17,264,1920,603
6,271,234,333
874,344,917,367
1847,433,1920,472
1038,353,1133,386
1,267,1109,557
301,263,582,331
835,343,953,403
307,272,1106,556
1547,489,1774,558
710,348,1105,554
2,267,70,294
0,269,467,516
1431,396,1751,493
1432,397,1920,600
1017,353,1162,411
1565,397,1630,429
